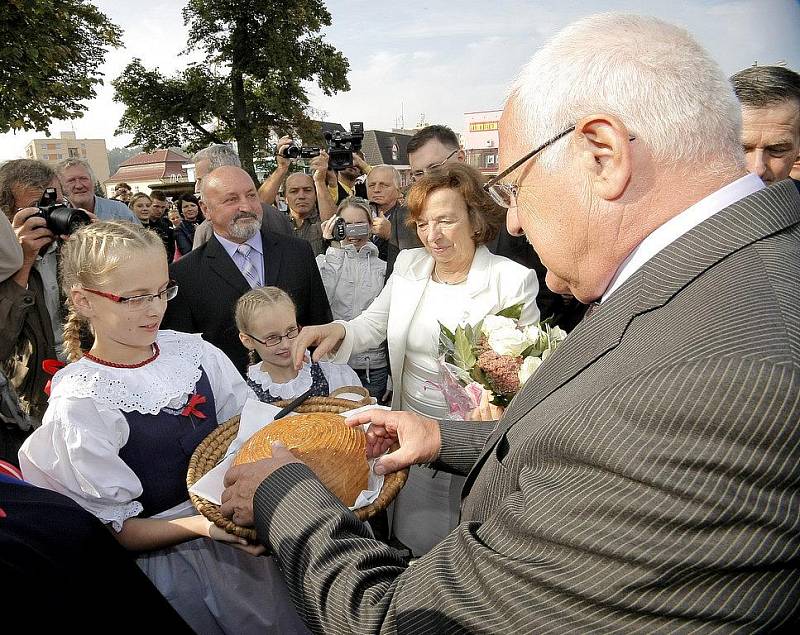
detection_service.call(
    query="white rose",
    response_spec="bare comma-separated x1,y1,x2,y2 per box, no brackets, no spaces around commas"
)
518,356,543,385
549,326,568,343
488,327,529,357
523,324,543,344
481,315,517,337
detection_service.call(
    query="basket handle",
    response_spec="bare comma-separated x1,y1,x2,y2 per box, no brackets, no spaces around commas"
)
329,385,373,406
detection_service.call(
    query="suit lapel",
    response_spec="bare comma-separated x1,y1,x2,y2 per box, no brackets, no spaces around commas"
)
261,230,283,286
204,235,250,295
463,179,800,495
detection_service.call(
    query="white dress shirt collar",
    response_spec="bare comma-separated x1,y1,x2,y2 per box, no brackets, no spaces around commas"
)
214,230,263,259
602,173,764,302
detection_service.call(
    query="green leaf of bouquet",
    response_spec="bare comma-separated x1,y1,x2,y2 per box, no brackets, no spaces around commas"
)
496,302,524,320
454,330,477,370
439,321,456,343
519,343,539,358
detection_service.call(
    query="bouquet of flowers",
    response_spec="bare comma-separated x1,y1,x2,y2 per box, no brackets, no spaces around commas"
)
436,303,567,418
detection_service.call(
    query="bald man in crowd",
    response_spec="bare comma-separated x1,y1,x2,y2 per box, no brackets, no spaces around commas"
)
192,144,293,249
163,166,331,371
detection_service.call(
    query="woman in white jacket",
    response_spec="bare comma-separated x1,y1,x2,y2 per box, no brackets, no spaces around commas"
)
297,164,540,557
316,197,388,400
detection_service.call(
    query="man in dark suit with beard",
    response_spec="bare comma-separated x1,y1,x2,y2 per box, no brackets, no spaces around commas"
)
163,166,331,372
218,13,800,633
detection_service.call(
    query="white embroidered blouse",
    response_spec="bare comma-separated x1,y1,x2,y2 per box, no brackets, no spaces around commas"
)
18,330,254,531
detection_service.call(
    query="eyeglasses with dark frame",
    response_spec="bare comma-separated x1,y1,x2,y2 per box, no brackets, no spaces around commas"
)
82,281,179,310
483,125,576,208
410,148,460,181
484,124,636,208
245,326,300,348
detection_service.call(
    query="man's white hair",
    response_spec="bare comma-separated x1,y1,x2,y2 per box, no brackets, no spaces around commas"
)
192,144,241,170
370,164,402,189
509,13,744,172
55,157,97,184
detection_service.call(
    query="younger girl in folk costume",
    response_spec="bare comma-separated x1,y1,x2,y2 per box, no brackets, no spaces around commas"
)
18,222,308,635
236,287,362,403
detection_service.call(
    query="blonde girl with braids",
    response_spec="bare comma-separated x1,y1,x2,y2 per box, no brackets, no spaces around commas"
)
19,221,309,635
236,286,362,403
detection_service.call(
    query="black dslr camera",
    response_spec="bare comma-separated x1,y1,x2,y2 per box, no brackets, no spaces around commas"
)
279,145,321,160
34,188,91,235
332,217,370,241
325,122,364,171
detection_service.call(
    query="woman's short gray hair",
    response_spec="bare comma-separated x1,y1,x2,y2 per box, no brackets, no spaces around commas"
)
509,13,744,172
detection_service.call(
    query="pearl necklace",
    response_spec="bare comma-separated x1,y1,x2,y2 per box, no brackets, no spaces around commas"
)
83,343,160,368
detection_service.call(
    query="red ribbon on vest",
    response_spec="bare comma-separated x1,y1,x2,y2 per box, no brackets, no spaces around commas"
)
42,359,67,396
181,393,207,419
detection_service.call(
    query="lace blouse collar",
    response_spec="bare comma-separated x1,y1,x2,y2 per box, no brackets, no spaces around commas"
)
246,360,313,399
49,330,204,414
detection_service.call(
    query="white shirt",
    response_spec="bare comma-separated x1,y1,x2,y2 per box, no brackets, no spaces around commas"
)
215,231,265,287
602,173,764,302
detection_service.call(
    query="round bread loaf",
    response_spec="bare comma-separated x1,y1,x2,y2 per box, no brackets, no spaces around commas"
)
233,412,370,507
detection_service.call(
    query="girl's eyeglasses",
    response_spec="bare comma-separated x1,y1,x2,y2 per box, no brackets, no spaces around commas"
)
82,282,179,311
245,326,300,347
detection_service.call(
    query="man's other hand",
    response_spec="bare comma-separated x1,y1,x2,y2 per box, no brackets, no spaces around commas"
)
346,409,441,475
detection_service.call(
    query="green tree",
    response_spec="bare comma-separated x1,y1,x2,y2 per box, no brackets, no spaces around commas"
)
112,0,350,181
0,0,121,132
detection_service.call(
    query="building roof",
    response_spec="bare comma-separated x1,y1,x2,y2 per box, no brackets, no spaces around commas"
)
361,130,412,167
118,149,189,167
106,149,190,184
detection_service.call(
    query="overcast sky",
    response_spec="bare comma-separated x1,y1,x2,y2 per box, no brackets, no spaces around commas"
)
1,0,798,160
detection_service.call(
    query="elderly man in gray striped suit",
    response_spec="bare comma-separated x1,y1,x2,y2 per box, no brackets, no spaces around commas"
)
220,13,800,633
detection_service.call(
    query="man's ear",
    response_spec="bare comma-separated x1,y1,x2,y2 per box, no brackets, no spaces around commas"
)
574,114,633,201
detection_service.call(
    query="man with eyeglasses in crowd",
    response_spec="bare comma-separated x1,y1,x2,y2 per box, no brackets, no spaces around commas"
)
218,13,800,632
407,124,587,329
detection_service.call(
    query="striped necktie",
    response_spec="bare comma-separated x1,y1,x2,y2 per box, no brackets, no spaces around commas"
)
236,243,260,288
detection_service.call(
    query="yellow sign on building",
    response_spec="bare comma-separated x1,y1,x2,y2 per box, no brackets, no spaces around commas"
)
469,121,498,132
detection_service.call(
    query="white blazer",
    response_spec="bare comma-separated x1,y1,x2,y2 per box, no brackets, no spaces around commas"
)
332,246,540,409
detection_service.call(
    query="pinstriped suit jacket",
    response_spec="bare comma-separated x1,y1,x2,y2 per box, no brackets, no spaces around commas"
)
253,180,800,633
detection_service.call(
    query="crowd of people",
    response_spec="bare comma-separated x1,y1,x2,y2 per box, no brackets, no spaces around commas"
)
1,11,799,633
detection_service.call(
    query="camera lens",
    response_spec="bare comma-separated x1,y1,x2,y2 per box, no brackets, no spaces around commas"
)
46,205,91,235
280,146,301,159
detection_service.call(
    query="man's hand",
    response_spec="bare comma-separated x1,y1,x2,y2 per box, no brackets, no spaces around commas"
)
292,323,346,368
275,135,294,169
469,388,505,421
219,442,302,528
13,207,54,262
310,149,330,182
372,209,391,240
353,153,371,175
346,409,441,475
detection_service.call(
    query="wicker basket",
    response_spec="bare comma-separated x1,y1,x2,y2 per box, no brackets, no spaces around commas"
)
187,391,408,541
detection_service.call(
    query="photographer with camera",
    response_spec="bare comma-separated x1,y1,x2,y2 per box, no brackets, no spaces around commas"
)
0,160,92,464
317,197,389,401
258,135,337,256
